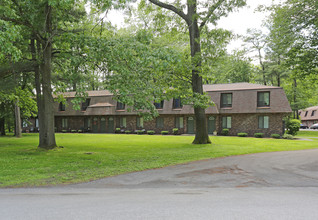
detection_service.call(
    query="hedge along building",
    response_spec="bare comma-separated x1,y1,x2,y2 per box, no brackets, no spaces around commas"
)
26,83,291,136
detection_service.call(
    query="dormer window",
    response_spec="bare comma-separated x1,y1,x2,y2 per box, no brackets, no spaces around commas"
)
312,110,316,116
81,98,90,111
116,102,125,110
154,101,164,109
59,102,65,111
305,111,308,117
173,98,182,109
221,93,232,108
257,91,270,107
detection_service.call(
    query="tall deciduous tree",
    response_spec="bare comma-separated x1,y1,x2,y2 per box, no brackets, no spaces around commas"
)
0,0,87,149
145,0,246,144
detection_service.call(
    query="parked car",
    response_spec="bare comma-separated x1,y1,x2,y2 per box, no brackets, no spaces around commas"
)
310,123,318,129
300,124,309,129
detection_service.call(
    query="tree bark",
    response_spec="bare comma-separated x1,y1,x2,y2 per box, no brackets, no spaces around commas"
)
14,100,22,138
188,1,211,144
30,4,57,149
0,117,5,136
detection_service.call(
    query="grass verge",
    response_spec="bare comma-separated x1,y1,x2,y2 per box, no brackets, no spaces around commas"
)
1,133,318,187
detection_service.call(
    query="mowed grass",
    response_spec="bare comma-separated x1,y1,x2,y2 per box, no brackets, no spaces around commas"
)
1,132,318,188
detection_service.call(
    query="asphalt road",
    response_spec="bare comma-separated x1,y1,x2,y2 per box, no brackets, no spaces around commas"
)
1,149,318,220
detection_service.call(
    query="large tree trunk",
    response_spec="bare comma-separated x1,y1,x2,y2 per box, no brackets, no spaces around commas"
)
31,4,57,149
14,100,22,138
0,117,5,136
188,3,211,144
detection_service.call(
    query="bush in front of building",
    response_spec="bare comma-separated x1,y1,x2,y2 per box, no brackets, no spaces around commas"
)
147,130,155,135
254,133,264,138
125,130,131,134
172,128,179,135
115,128,121,133
71,130,77,133
271,134,281,139
78,130,83,133
136,130,145,135
237,133,248,137
285,119,301,136
282,134,294,139
62,130,67,133
221,129,229,136
161,131,169,135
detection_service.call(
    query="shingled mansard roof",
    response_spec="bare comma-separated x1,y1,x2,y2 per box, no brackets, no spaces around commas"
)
299,106,318,121
54,83,292,116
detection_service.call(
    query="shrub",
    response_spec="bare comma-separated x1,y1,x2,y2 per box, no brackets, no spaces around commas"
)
221,129,229,136
172,128,179,135
71,130,77,133
115,128,121,133
136,130,144,135
237,133,248,137
271,134,281,139
78,130,83,133
147,130,155,135
254,133,264,138
61,130,67,133
282,134,294,140
285,119,301,136
125,130,131,134
161,131,169,135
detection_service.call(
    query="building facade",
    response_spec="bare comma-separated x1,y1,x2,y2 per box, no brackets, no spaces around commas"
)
24,83,292,136
299,106,318,127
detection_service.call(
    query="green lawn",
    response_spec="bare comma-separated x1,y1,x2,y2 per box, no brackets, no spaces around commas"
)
1,132,318,188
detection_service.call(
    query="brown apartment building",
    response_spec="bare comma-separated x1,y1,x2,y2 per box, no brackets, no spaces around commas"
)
25,83,292,136
299,106,318,127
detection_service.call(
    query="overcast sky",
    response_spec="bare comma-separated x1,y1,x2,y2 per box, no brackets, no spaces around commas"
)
106,0,283,56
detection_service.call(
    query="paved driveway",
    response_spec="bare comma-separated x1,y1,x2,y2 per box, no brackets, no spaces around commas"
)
1,149,318,220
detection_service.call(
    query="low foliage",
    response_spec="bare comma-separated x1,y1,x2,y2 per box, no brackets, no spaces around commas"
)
221,129,229,136
285,119,301,136
237,133,248,137
271,134,281,139
161,131,169,135
147,130,155,135
254,133,264,138
172,128,179,135
282,134,294,140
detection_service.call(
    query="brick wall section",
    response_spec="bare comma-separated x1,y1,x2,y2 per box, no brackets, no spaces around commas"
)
42,113,287,137
217,113,286,137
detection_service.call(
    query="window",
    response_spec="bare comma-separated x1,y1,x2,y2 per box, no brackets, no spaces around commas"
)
154,101,164,109
221,93,232,108
120,117,126,128
62,118,68,128
175,117,184,128
305,111,308,117
222,116,231,128
59,102,65,111
257,92,270,107
35,118,39,127
136,117,144,128
81,98,90,111
156,117,164,128
22,121,28,128
258,116,269,129
173,98,182,109
311,110,316,116
116,102,125,110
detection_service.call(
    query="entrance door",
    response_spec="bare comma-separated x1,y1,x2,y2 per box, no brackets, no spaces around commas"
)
92,117,98,133
100,117,106,133
207,116,216,134
187,117,195,134
108,117,114,133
